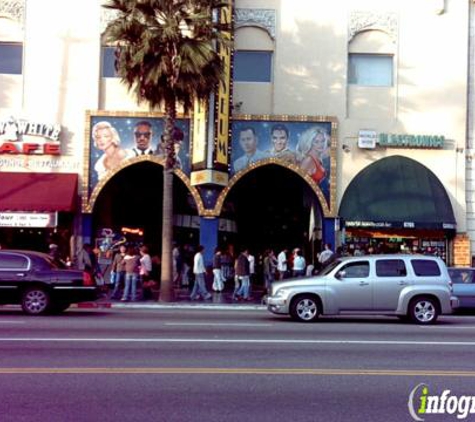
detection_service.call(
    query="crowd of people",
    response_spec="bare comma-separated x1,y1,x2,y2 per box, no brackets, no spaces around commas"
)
45,236,446,303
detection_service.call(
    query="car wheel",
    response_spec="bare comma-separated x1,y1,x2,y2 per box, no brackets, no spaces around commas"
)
408,296,439,325
290,295,320,322
21,288,51,315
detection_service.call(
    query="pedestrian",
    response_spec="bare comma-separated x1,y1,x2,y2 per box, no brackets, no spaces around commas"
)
263,249,277,294
190,245,212,300
235,248,251,301
277,248,288,280
248,250,256,295
221,249,234,283
212,248,225,292
292,249,306,277
233,255,241,301
181,244,193,287
172,242,182,287
76,243,94,277
121,246,140,301
318,243,334,268
139,245,152,300
110,244,126,299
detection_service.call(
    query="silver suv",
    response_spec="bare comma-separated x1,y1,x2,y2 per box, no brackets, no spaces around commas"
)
267,254,459,324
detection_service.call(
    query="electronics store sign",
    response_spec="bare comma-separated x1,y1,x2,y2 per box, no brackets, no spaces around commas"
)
0,116,62,155
345,221,456,230
358,130,444,149
0,212,58,228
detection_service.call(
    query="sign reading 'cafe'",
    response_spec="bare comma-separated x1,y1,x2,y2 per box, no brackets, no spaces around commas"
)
0,116,62,155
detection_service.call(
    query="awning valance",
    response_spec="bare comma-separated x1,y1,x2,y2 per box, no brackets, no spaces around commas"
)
0,172,78,212
339,156,456,230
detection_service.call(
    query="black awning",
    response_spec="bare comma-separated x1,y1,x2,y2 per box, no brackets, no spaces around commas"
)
339,155,456,230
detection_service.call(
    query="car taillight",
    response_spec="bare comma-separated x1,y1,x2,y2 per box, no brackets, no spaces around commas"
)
448,279,453,293
83,272,95,286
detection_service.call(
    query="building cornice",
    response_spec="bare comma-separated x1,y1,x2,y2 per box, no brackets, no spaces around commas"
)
0,0,24,28
349,11,398,44
235,8,276,40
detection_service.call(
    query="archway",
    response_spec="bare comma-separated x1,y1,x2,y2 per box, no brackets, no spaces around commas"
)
93,162,198,254
221,164,321,257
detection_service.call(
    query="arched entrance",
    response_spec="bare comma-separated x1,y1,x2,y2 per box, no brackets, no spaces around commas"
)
93,162,198,254
221,164,322,257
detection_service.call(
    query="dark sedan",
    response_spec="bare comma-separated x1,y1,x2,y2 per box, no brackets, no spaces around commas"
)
448,267,475,309
0,250,100,315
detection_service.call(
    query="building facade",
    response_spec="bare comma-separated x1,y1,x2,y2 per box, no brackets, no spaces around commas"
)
0,0,471,266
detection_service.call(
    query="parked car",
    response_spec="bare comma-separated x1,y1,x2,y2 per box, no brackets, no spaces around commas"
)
0,250,100,315
267,254,458,324
447,267,475,309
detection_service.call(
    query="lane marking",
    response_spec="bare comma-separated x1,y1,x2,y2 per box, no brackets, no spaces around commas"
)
0,367,473,377
164,323,273,327
0,321,25,324
421,326,475,329
0,337,474,346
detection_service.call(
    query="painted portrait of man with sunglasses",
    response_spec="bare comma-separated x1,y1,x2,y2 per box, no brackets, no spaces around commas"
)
129,121,155,156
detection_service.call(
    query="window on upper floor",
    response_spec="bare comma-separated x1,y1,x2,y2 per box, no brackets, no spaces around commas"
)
348,53,393,87
102,46,118,78
0,43,23,75
233,50,272,83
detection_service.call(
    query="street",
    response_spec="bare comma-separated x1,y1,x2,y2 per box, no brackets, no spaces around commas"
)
0,307,474,422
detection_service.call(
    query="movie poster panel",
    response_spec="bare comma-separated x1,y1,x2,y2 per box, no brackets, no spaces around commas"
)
88,115,191,193
231,119,333,204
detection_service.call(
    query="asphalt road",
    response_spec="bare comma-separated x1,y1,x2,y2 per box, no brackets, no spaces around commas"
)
0,307,474,422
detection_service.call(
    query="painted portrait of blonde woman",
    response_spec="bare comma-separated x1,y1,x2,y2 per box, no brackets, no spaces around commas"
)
92,121,130,179
295,126,330,185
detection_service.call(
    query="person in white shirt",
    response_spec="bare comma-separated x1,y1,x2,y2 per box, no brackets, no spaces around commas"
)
318,243,334,268
292,249,306,277
139,245,153,299
277,249,288,280
190,245,212,300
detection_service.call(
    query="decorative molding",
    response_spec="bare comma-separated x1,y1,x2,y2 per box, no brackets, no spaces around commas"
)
348,11,398,44
100,7,119,34
0,0,24,26
235,8,276,40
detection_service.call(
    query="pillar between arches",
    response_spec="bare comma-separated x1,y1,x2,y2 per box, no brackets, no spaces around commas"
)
199,217,219,266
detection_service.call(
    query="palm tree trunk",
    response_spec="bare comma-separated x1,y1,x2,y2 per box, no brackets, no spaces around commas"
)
159,99,177,302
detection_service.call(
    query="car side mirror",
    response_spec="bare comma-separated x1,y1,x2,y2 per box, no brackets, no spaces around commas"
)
336,270,346,280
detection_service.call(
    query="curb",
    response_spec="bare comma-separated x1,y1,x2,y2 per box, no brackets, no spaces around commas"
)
75,302,266,311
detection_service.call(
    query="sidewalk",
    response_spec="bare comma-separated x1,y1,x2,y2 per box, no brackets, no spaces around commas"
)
78,286,268,311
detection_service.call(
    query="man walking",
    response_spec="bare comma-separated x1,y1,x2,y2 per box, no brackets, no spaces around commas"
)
277,248,288,280
235,248,251,301
190,245,212,300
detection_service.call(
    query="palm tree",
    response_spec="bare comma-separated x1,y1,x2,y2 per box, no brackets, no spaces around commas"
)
103,0,230,301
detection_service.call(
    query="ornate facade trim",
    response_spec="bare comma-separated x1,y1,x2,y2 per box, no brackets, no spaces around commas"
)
100,7,118,35
348,11,398,44
235,8,276,40
0,0,24,27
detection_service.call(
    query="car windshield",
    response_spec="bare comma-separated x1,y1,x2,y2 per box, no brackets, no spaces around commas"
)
316,259,342,276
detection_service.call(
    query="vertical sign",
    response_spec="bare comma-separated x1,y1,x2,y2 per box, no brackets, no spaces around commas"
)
192,99,207,166
214,0,233,167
